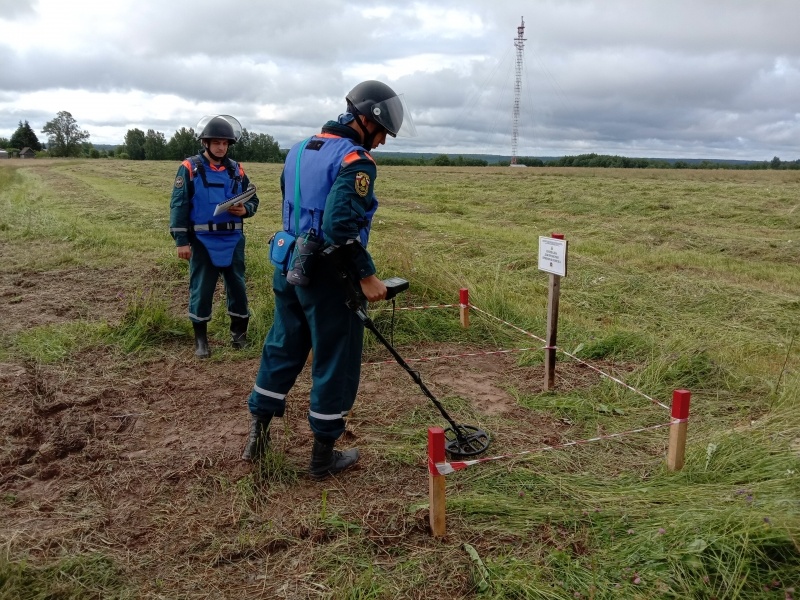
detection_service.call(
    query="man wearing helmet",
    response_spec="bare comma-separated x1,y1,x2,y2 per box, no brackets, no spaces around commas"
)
169,115,260,359
242,81,416,480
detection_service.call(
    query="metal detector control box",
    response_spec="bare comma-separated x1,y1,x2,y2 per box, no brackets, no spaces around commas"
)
382,277,409,300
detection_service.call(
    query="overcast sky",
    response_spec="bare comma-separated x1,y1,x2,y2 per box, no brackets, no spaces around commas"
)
1,0,798,160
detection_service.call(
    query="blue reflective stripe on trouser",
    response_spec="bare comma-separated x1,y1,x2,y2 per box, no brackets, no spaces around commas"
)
188,236,248,322
248,266,364,439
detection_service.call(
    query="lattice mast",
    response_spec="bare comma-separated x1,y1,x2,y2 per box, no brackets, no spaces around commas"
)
511,16,526,165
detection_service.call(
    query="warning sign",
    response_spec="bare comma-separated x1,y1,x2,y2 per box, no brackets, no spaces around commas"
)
538,236,568,277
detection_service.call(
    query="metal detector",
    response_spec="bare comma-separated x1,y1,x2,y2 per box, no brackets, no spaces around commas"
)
322,245,491,458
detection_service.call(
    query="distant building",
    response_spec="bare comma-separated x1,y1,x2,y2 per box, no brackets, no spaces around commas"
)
0,150,9,159
19,147,36,159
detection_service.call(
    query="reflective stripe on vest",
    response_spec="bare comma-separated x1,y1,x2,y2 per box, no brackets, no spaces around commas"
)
192,222,244,231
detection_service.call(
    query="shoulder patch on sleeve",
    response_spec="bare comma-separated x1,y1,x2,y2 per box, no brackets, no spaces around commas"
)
174,175,185,189
355,172,370,197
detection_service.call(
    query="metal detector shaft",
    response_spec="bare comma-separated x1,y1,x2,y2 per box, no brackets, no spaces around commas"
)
351,305,463,433
321,243,490,457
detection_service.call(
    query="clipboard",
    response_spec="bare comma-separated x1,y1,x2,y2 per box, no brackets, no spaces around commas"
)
213,184,257,217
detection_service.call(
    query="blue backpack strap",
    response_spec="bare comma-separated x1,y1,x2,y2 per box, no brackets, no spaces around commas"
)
223,157,242,194
292,138,311,234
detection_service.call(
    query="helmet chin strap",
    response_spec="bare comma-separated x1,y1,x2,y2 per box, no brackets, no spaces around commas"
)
353,115,377,150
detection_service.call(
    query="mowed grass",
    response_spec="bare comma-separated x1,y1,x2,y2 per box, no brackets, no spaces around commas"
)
0,159,798,599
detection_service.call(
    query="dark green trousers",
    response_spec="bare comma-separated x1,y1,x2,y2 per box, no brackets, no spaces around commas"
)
248,266,364,440
188,236,249,322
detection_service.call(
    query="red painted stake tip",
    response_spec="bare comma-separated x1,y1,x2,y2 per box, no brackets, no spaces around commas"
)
551,232,565,239
459,288,469,305
428,427,446,464
671,389,691,420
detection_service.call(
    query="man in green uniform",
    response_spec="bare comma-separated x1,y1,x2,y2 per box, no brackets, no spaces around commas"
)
169,115,259,358
242,81,416,480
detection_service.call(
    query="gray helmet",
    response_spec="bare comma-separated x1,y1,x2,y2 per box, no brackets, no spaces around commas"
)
346,81,416,138
195,115,243,144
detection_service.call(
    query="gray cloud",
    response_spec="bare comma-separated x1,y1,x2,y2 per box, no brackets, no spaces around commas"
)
1,0,798,160
0,0,36,20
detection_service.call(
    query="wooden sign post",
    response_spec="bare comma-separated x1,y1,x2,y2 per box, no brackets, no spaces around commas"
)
539,233,567,391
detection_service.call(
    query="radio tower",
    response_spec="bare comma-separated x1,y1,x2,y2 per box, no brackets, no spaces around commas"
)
510,16,526,166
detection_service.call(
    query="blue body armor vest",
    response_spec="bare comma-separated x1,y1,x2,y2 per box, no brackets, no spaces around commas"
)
189,155,244,267
282,135,377,247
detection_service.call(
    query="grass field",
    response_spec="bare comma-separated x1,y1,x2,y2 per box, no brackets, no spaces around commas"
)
0,158,798,599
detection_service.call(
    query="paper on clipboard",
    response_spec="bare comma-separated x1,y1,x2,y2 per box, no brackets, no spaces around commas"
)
213,184,257,217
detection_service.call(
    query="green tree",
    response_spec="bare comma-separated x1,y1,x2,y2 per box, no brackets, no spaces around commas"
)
230,128,252,161
227,129,282,163
0,136,10,149
247,132,282,163
10,120,42,151
166,127,197,161
122,128,146,160
41,111,90,157
770,156,781,170
144,129,166,160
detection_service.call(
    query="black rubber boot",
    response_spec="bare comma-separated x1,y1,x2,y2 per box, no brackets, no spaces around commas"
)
192,321,210,359
308,435,359,480
241,415,271,462
230,316,249,349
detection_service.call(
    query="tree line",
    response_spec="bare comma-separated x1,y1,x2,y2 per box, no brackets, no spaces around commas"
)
117,126,283,163
0,111,284,163
2,112,799,170
376,152,800,170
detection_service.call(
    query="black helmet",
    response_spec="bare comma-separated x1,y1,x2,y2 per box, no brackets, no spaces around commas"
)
346,80,416,138
195,115,243,144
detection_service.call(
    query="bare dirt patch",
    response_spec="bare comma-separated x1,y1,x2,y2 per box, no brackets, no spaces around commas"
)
0,255,146,337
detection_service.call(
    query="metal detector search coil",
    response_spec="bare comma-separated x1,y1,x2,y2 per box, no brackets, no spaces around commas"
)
444,425,491,458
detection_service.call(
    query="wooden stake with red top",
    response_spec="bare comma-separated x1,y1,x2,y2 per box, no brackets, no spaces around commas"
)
459,288,470,328
667,389,691,471
428,427,447,537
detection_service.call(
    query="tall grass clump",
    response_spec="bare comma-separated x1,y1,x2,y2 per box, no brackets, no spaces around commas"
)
106,287,187,353
0,553,135,599
13,321,107,364
0,169,58,241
